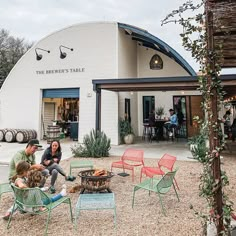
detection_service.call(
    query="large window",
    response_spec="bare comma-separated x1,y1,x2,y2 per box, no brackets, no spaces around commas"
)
143,96,155,123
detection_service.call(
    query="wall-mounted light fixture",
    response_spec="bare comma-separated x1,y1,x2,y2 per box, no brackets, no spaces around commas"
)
59,45,73,59
149,54,163,70
35,48,50,61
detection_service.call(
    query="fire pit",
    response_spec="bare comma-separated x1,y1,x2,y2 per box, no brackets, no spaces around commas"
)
78,169,114,193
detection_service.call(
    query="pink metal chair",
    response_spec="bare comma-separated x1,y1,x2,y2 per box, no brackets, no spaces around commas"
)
111,148,144,182
140,153,179,189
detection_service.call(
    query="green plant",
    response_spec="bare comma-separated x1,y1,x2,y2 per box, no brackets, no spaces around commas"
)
119,118,134,143
71,129,111,158
155,106,165,117
188,134,208,163
162,1,233,234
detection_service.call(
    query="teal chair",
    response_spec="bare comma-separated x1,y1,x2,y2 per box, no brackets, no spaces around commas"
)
75,193,117,230
0,183,12,201
132,169,179,216
70,159,94,175
7,184,73,235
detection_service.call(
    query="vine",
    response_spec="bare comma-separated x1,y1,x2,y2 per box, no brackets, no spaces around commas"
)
162,0,233,235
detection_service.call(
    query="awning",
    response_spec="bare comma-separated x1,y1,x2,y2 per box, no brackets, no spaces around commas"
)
92,74,236,98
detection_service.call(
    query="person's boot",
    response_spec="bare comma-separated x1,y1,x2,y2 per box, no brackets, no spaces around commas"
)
65,176,76,181
49,186,56,194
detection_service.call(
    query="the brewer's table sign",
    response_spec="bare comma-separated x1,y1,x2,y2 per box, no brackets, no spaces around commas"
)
36,68,85,75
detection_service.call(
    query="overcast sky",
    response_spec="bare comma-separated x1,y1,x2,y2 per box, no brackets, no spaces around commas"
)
0,0,235,73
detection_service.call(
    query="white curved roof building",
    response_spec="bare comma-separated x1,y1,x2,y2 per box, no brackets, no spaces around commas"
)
0,21,199,144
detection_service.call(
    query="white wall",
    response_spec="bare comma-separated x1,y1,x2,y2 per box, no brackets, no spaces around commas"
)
101,90,119,144
0,22,119,144
118,29,137,78
138,47,189,77
117,29,139,142
0,21,196,145
116,28,191,140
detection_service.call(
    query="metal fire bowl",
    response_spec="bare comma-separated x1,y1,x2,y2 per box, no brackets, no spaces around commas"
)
78,169,114,192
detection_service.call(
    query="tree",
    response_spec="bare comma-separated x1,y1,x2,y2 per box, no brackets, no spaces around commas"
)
162,0,233,235
0,29,33,88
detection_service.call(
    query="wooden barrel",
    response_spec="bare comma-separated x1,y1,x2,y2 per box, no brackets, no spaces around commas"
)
30,129,37,139
5,129,19,142
16,129,38,143
16,130,29,143
25,129,37,141
47,125,60,144
0,128,8,142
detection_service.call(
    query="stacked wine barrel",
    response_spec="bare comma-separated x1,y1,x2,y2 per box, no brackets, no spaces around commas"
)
47,125,60,144
0,128,37,143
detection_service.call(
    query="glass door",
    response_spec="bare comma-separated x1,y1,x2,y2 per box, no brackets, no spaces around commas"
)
173,96,187,138
143,96,155,123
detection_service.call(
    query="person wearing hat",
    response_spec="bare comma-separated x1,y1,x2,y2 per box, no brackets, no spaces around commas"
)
164,109,178,137
8,139,49,181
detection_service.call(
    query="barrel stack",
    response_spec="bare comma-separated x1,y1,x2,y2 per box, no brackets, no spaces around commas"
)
0,128,37,143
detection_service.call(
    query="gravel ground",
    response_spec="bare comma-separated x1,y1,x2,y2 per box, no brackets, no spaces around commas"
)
0,153,236,236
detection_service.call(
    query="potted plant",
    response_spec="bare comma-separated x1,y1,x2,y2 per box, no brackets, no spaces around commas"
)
119,118,134,144
155,106,165,119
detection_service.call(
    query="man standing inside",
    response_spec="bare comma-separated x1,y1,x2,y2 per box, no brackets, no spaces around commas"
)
9,139,49,182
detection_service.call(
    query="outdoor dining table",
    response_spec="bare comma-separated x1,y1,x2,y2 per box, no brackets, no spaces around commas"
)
155,119,166,140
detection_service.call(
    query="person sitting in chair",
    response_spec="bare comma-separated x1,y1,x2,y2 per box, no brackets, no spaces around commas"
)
41,140,76,194
164,109,178,137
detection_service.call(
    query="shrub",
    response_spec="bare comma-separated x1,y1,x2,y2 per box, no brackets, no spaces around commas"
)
71,129,111,158
119,118,134,143
188,134,208,163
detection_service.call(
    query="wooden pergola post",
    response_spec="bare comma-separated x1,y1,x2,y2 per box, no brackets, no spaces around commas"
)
205,1,223,233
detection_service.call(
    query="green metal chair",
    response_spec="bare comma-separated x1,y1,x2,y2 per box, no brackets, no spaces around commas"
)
132,169,179,216
0,182,13,201
7,184,73,235
70,159,94,175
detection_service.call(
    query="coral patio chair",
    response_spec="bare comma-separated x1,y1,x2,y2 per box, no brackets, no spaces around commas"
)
132,169,179,216
7,184,73,235
140,153,179,189
111,148,144,182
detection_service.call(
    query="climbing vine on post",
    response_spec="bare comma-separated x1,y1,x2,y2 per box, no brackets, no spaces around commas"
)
162,0,233,235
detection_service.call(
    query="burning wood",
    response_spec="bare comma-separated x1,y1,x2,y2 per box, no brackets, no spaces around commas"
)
93,169,108,176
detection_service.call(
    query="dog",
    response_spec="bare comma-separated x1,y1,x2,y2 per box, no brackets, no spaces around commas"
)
69,184,82,193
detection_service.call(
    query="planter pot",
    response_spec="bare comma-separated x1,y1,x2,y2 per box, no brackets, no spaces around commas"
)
189,144,197,159
124,134,134,144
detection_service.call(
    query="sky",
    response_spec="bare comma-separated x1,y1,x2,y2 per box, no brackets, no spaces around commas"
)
0,0,235,74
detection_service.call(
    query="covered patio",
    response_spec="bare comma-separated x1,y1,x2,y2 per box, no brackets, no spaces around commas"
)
93,74,236,140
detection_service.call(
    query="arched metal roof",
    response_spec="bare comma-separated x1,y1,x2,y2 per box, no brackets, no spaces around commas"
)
118,23,196,76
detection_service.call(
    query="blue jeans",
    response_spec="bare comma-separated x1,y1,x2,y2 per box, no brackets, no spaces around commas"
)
43,193,63,205
164,122,177,132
